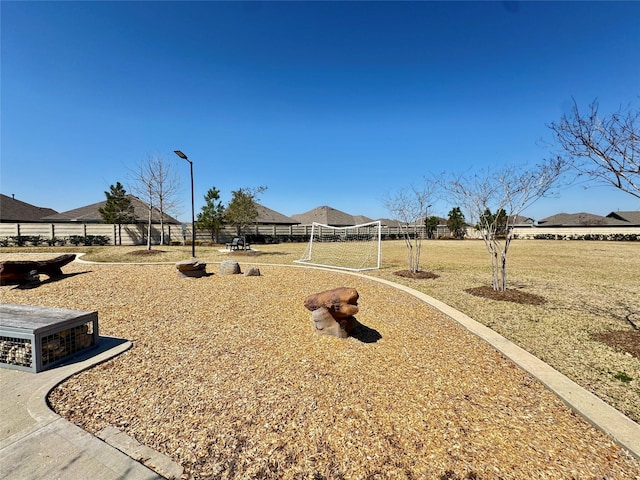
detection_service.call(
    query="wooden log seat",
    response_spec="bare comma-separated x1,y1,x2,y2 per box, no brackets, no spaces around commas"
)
0,254,76,286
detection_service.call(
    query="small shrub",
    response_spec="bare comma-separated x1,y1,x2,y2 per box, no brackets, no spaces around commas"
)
68,235,84,246
9,235,27,246
614,371,633,383
91,235,110,246
28,235,44,246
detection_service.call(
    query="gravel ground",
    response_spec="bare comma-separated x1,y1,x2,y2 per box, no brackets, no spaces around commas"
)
2,258,640,479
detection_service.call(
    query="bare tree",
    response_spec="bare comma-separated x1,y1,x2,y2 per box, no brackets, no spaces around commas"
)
383,179,438,273
151,156,181,245
129,158,155,250
129,154,181,249
445,159,566,291
549,99,640,199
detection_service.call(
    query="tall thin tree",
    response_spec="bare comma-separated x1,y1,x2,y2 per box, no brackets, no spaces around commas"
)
196,187,225,243
151,155,181,245
383,179,438,273
129,154,181,249
99,182,135,245
447,207,466,239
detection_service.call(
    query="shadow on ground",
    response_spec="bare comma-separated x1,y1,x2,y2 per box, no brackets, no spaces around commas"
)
351,318,382,343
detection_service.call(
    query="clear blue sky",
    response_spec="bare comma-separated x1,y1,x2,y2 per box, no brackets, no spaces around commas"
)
2,1,639,222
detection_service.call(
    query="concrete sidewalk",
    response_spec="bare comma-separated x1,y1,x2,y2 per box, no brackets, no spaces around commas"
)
0,337,183,480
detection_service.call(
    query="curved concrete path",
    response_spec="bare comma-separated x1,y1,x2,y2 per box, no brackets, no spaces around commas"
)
0,336,183,480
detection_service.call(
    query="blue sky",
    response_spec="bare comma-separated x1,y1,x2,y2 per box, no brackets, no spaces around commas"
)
2,1,639,222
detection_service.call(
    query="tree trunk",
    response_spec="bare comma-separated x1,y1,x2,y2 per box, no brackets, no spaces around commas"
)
146,207,152,250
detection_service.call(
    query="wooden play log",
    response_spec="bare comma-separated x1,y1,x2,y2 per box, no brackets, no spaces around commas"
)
0,254,76,286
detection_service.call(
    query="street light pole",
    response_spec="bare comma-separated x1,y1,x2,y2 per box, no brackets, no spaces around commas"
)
174,150,196,258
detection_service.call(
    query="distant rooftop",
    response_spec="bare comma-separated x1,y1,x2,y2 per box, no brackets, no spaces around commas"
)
41,195,180,224
0,194,58,222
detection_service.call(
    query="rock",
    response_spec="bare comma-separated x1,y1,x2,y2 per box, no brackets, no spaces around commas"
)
176,259,207,278
304,287,359,319
219,260,241,275
311,307,351,338
305,287,359,338
244,267,261,277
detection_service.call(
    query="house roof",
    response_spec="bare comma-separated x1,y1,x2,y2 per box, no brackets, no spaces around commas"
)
510,215,535,225
254,204,299,225
606,211,640,225
352,215,376,225
377,216,448,227
40,195,180,224
0,194,58,222
377,218,401,227
291,206,359,226
537,212,629,227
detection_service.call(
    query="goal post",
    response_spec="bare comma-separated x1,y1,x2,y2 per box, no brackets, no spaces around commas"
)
294,221,382,271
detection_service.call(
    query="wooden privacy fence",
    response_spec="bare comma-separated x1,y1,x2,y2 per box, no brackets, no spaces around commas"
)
1,223,637,247
1,223,437,246
0,223,183,246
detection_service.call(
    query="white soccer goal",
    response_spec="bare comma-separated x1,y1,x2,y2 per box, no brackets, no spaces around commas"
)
294,221,381,271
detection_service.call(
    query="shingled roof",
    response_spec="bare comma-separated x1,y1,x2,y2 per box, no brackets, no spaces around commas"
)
40,195,180,224
0,194,58,222
255,204,299,225
537,212,628,227
606,211,640,225
291,206,364,226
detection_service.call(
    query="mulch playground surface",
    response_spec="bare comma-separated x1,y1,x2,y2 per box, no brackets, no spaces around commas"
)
2,261,640,479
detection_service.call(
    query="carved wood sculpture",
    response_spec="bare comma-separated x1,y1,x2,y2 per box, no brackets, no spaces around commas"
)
304,287,359,337
0,254,76,286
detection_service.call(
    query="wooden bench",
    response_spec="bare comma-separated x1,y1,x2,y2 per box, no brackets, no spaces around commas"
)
225,237,249,251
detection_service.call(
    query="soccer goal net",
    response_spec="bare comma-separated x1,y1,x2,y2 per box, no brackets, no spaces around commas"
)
294,221,381,271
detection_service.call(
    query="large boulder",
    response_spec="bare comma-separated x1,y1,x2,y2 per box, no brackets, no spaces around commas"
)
219,260,241,275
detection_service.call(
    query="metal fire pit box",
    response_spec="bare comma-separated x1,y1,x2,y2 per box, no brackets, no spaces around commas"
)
0,304,99,373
